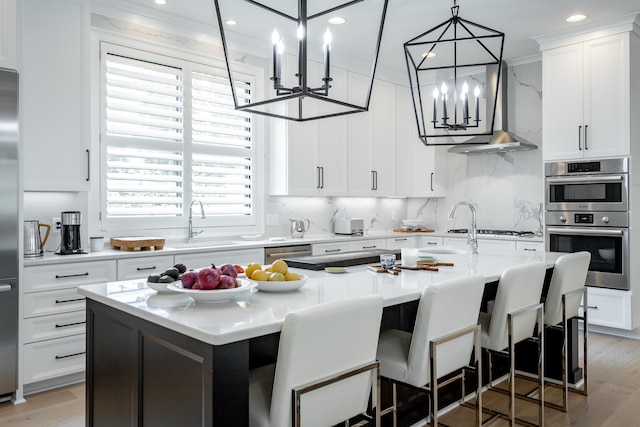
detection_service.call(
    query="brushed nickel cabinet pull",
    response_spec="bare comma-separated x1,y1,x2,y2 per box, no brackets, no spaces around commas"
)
86,149,90,181
55,321,86,328
325,249,341,253
136,266,157,271
55,297,86,304
55,351,86,360
55,272,89,279
584,124,588,150
578,125,582,150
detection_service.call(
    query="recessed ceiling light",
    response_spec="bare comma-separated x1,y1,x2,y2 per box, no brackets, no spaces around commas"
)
566,14,587,23
421,51,437,58
225,19,237,25
328,16,346,25
154,0,167,5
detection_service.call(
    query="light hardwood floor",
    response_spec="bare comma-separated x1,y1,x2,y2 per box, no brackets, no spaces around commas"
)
1,331,639,426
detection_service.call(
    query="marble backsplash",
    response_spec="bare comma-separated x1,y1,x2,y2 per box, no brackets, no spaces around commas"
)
266,60,544,237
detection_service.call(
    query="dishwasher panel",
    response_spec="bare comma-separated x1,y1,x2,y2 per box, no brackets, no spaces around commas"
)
264,245,312,264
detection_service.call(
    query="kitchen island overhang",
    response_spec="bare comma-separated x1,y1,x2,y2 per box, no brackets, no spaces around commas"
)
80,251,572,426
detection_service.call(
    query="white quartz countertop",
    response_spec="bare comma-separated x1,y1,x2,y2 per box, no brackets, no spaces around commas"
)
78,250,560,346
25,230,542,267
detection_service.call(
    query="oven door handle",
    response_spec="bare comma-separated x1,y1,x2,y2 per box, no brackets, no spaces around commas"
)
546,175,624,184
547,227,624,236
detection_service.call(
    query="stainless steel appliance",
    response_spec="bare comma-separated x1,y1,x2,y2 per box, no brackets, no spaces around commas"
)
545,158,629,290
334,218,364,235
24,220,51,258
57,211,85,255
0,68,19,397
289,218,310,238
545,158,628,212
265,244,312,265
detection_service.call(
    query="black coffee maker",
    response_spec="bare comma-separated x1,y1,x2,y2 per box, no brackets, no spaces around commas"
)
58,211,86,255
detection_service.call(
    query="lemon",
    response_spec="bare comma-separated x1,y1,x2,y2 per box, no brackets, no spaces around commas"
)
245,263,262,279
269,272,286,281
251,269,270,281
285,272,301,281
271,260,289,275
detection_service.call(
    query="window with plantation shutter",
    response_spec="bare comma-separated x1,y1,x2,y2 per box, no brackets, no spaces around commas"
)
100,43,258,231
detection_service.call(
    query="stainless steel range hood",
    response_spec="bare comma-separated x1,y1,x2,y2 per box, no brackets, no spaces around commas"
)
448,62,537,154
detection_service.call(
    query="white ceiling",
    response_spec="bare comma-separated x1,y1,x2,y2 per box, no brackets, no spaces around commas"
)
113,0,640,77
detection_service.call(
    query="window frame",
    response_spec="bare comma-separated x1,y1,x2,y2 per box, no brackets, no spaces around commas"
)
95,40,265,236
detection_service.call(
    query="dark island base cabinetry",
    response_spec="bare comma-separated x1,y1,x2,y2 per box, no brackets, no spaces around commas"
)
86,300,249,427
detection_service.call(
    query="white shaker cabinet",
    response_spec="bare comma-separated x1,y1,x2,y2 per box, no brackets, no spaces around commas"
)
269,57,348,196
0,0,17,70
22,260,117,387
541,33,631,161
395,85,446,197
348,74,396,196
21,0,90,191
117,254,174,281
175,248,264,269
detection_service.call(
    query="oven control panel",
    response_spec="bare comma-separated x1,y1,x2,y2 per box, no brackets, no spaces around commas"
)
545,211,628,227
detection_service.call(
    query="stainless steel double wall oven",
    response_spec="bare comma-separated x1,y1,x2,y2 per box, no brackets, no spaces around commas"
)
545,158,629,290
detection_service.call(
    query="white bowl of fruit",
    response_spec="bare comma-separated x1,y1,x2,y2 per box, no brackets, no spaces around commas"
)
246,260,307,293
167,263,256,303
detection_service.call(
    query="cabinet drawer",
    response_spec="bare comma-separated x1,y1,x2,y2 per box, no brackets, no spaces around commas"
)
24,288,85,319
23,311,86,344
516,241,544,253
175,248,264,269
581,288,632,330
386,236,417,249
351,239,386,251
117,255,174,281
23,334,86,384
24,260,117,293
312,241,353,256
420,236,443,247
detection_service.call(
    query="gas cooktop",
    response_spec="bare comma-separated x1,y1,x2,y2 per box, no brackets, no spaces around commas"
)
447,229,536,237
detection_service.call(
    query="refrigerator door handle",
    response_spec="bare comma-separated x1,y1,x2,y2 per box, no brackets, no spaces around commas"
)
0,284,12,292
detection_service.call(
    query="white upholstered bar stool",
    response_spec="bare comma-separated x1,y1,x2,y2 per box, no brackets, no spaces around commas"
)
248,295,383,427
478,262,547,427
376,274,486,427
542,251,591,412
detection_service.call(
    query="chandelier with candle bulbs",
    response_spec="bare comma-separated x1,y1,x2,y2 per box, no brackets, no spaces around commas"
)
213,0,389,122
404,0,505,145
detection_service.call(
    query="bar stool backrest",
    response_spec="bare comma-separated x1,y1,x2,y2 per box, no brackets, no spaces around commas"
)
406,274,485,387
484,262,547,352
544,252,591,326
269,295,383,427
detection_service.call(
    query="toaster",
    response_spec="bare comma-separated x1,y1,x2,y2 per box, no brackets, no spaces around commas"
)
334,218,364,235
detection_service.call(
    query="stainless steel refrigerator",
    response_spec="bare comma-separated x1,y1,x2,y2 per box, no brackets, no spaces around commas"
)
0,67,18,397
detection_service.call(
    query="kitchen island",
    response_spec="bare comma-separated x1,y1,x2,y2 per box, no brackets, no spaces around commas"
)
79,251,566,426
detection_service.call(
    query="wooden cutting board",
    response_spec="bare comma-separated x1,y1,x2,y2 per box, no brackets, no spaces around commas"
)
110,237,165,251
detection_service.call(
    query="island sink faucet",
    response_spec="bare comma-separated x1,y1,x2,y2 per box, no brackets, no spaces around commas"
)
448,201,478,255
188,199,206,243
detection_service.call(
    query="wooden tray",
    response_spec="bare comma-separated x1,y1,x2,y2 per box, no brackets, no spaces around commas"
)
368,260,454,274
110,237,165,251
393,228,435,233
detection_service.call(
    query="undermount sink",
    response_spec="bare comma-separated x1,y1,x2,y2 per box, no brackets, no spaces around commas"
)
419,248,468,255
169,241,240,249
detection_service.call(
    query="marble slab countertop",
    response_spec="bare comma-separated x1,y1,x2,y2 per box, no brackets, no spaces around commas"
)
25,230,543,267
78,250,561,346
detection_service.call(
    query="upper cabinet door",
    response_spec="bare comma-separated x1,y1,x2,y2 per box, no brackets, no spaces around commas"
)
0,0,17,70
395,85,446,198
347,73,396,197
582,34,629,159
542,43,584,161
21,0,90,191
542,33,630,161
269,56,348,196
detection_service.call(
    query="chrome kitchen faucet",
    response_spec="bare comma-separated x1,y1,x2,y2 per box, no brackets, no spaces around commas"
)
448,201,478,255
188,199,206,243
